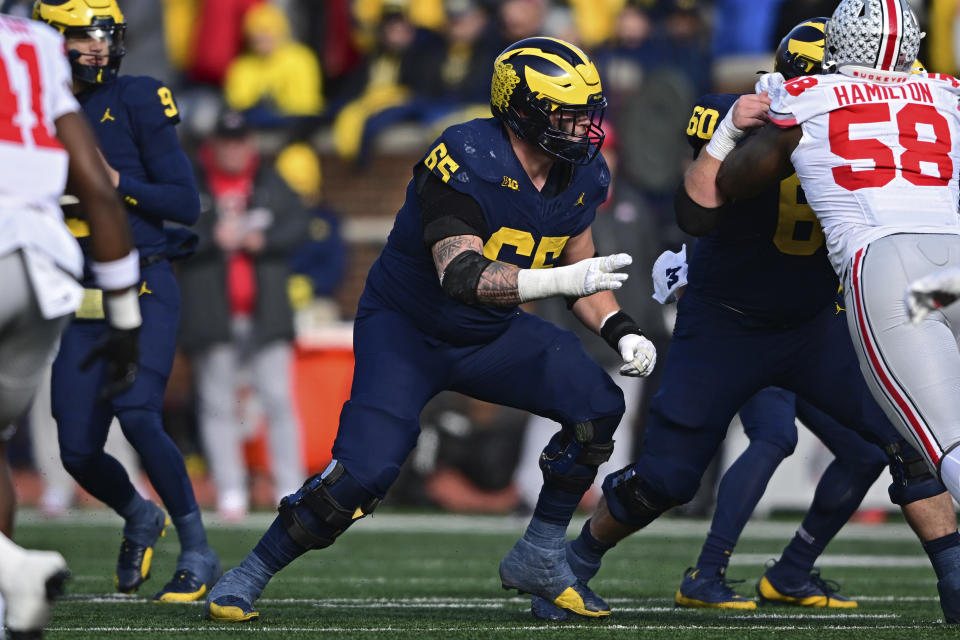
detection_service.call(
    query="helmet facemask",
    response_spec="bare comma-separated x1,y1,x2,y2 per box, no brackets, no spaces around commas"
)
529,98,606,165
63,20,126,84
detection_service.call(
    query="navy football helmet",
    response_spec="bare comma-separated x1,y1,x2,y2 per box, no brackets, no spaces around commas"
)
491,37,606,165
774,17,828,80
33,0,126,84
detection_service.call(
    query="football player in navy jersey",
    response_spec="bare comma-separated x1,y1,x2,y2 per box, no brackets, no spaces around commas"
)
32,0,220,602
531,18,960,623
206,37,656,622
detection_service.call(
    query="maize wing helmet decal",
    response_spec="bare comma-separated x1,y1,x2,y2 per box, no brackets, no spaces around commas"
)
775,17,828,79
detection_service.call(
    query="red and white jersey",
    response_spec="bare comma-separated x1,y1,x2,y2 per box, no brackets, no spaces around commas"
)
0,15,82,278
769,72,960,275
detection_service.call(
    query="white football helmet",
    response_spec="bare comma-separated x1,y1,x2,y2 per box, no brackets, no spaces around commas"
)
825,0,923,75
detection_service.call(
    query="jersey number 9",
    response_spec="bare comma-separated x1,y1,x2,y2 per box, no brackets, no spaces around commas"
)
157,86,178,118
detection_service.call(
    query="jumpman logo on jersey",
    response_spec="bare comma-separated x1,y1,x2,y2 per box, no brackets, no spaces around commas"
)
100,108,115,123
574,192,585,206
139,281,152,296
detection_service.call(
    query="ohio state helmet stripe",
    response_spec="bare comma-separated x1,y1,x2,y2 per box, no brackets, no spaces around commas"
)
880,0,901,71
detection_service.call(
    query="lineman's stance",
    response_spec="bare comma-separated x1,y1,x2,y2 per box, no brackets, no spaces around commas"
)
207,37,657,622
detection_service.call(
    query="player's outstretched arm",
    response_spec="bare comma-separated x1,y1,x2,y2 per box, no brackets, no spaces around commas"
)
431,233,521,307
676,93,771,235
57,110,141,397
431,234,632,308
716,122,800,201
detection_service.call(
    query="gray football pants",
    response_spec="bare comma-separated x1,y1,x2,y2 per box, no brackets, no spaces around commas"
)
0,251,69,431
843,232,960,495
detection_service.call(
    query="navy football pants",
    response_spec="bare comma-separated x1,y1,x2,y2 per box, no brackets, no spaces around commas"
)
631,292,901,506
52,260,199,518
332,300,625,497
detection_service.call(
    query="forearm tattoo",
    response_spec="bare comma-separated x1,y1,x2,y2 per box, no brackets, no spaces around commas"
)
431,234,520,307
476,261,521,307
432,235,480,278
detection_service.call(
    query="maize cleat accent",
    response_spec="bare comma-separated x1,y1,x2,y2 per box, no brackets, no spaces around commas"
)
530,540,605,621
674,567,756,610
115,506,168,594
154,549,221,603
500,537,609,618
757,568,857,608
207,595,259,622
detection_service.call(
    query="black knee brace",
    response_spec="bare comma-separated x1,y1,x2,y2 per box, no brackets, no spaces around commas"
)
278,462,381,550
886,440,946,505
601,464,679,528
539,420,616,494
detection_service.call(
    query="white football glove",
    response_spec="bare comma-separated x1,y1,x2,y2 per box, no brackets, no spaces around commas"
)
651,245,688,304
517,253,632,302
617,333,657,377
905,267,960,324
755,71,785,95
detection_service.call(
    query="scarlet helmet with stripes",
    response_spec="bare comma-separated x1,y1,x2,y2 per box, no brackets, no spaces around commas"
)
824,0,923,75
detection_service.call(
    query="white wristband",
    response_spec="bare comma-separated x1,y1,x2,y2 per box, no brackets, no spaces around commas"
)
91,250,140,291
104,287,142,330
704,108,745,161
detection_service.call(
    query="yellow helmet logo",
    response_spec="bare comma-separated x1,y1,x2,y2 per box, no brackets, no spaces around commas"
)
493,38,602,111
32,0,125,31
787,20,826,72
507,52,601,108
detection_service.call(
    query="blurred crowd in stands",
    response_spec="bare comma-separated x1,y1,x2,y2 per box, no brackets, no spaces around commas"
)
3,0,957,520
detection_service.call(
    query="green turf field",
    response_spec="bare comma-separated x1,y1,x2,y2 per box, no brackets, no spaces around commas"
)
14,509,956,638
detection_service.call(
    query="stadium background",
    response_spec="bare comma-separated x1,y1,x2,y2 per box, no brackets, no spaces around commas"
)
1,0,956,519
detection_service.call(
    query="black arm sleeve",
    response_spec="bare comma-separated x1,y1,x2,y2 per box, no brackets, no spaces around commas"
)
415,163,488,247
674,182,725,237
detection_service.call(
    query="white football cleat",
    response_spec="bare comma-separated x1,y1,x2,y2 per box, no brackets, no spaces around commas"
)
1,547,69,638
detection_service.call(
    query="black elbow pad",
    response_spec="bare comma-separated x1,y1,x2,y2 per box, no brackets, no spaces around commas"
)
441,250,491,305
674,183,724,237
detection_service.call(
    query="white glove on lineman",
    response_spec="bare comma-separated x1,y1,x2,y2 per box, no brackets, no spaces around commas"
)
517,253,632,302
755,71,785,96
905,266,960,324
617,333,657,377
